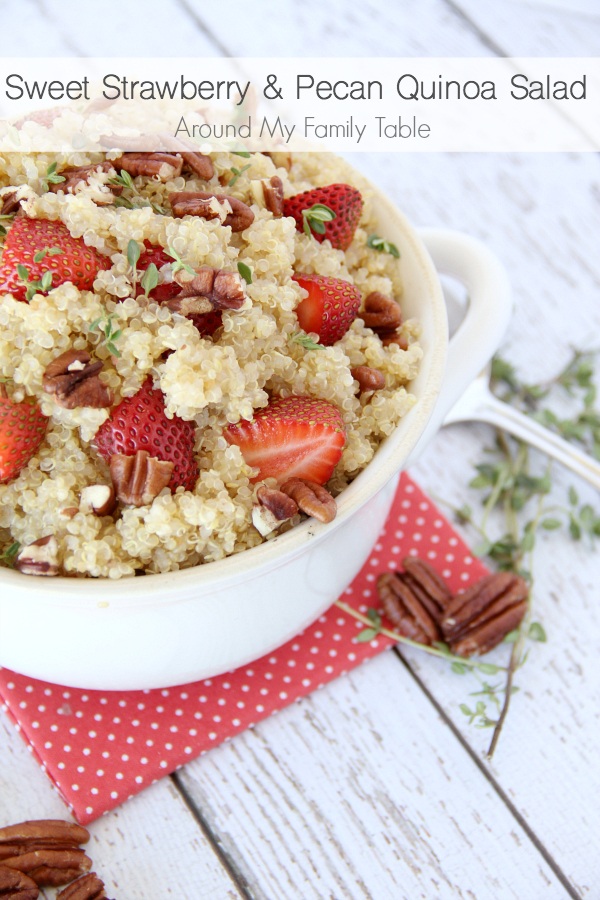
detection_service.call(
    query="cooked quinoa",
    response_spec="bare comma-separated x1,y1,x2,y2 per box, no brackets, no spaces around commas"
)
0,151,422,578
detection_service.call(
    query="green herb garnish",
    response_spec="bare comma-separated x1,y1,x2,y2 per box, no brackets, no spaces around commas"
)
228,164,252,187
367,233,400,258
289,332,321,351
0,541,20,568
237,261,252,284
17,264,54,302
301,203,336,238
109,171,166,214
166,246,195,277
140,262,159,298
89,312,123,358
40,162,65,193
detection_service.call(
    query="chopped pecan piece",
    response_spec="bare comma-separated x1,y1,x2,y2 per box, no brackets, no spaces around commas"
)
1,849,91,888
113,152,183,182
110,450,174,506
376,571,440,645
181,152,214,181
48,163,121,204
262,177,284,217
42,350,113,409
351,366,386,394
280,478,337,524
0,864,39,899
361,292,406,348
441,572,528,657
252,485,298,536
169,191,255,232
170,266,245,312
1,192,21,216
15,536,59,577
381,331,408,350
56,873,108,900
79,484,117,517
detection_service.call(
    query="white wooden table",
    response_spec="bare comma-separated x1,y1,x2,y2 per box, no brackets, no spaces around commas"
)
1,2,599,897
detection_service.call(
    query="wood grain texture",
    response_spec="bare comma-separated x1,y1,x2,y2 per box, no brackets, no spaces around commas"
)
177,652,570,900
0,712,244,899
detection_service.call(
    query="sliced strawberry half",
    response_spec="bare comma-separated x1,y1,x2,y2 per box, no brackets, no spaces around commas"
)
293,274,361,346
224,395,345,485
0,388,48,484
0,217,110,302
283,184,363,250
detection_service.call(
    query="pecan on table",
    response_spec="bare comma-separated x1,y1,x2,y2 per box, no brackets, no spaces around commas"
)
401,556,453,622
1,849,92,888
441,572,529,657
280,478,337,524
181,151,214,181
0,821,90,854
42,350,113,409
169,266,246,313
15,536,59,577
0,865,39,900
169,191,255,232
252,485,298,536
56,873,110,900
361,292,407,349
1,192,21,216
110,450,174,506
48,163,122,204
350,366,386,394
376,571,441,645
112,152,183,182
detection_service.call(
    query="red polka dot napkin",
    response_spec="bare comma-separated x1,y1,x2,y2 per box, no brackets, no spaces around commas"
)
0,473,489,825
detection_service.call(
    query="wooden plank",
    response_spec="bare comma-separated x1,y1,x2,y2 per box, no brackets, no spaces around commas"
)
177,651,570,900
0,712,244,900
450,0,600,55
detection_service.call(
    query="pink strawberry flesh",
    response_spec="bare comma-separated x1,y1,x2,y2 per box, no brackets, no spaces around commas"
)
0,217,110,302
0,393,48,484
94,377,198,493
293,274,361,346
224,395,345,485
283,184,363,251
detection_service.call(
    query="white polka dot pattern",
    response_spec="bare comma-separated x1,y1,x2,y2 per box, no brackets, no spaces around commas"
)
0,473,489,825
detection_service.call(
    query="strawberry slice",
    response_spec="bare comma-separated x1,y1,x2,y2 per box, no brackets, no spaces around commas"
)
224,396,345,485
0,217,110,302
293,274,361,346
136,241,223,338
94,377,198,493
0,387,48,484
283,184,363,250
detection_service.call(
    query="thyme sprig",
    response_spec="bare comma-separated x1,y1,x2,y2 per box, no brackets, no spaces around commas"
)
0,541,20,569
89,312,123,358
109,170,166,215
40,162,65,193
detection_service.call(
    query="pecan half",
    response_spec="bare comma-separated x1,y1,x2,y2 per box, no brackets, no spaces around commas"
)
361,292,404,347
15,536,59,576
441,572,529,657
351,366,386,394
113,152,183,182
0,822,89,849
170,266,245,312
56,873,108,900
262,177,284,217
381,331,408,350
110,450,174,506
376,571,440,645
169,191,255,232
48,163,121,204
1,192,20,216
79,484,117,517
0,865,39,900
42,350,113,409
280,478,336,524
1,850,91,888
181,152,214,181
401,556,453,621
252,485,298,536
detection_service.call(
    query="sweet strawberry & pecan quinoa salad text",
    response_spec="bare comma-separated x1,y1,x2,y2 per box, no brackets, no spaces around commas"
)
0,149,421,578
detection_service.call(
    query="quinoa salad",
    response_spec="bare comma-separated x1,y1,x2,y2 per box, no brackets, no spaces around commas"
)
0,149,422,579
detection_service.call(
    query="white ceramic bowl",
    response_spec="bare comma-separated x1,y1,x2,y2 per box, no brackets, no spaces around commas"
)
0,182,512,690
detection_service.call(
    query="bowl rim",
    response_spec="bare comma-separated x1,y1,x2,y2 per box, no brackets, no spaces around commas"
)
0,181,447,603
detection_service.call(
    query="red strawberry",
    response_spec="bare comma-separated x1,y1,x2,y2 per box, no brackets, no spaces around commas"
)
293,274,361,345
94,378,198,493
136,242,223,338
14,107,65,130
0,387,48,484
224,395,345,485
0,217,111,302
283,184,363,250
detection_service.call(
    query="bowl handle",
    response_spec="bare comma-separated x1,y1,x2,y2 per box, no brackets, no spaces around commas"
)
404,228,513,465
